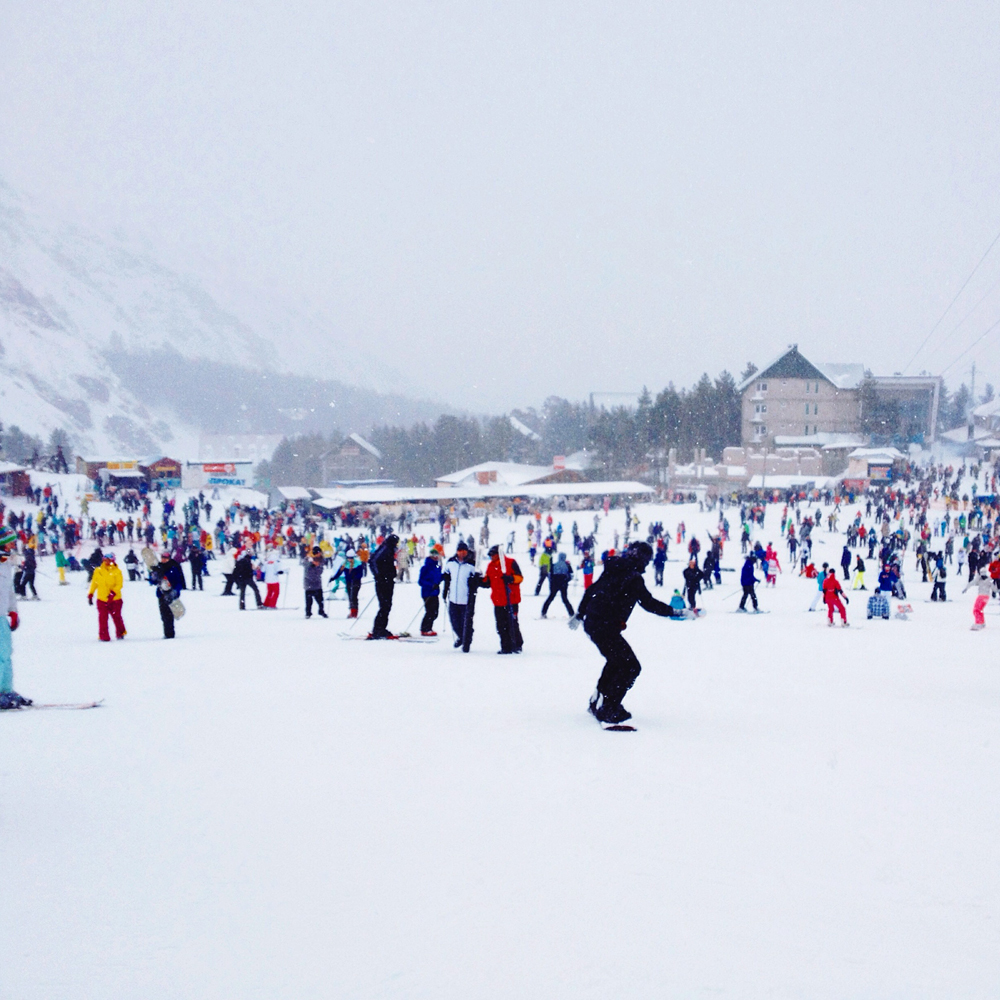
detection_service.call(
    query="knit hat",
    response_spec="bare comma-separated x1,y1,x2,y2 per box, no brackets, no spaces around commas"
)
0,527,16,547
456,541,469,552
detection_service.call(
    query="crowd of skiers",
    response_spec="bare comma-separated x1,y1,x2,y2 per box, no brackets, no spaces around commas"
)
4,453,1000,717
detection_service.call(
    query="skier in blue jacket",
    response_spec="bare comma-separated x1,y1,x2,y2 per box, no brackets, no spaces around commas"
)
738,555,760,612
417,545,444,635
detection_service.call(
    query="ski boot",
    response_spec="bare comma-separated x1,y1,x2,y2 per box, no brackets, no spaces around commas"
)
0,691,32,710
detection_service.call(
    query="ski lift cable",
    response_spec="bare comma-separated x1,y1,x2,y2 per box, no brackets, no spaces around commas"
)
904,224,1000,374
939,313,1000,377
918,269,1000,368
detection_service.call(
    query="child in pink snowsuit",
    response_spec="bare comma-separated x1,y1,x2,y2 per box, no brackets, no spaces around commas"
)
963,569,994,630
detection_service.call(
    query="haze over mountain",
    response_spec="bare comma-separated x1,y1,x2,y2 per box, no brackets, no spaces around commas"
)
0,182,452,458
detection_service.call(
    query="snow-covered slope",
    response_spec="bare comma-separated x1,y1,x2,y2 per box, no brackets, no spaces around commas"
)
4,180,402,457
0,180,282,456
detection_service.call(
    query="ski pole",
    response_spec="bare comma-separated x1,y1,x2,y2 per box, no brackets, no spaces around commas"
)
401,601,424,636
346,593,376,632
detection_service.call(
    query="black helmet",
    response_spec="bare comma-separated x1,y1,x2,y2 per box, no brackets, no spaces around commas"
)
625,541,653,568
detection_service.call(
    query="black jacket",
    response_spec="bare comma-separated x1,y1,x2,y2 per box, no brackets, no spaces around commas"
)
369,538,398,583
577,555,676,633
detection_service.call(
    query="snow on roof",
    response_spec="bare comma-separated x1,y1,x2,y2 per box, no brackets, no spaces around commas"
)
774,433,867,449
509,415,542,441
848,447,905,460
348,432,382,460
277,487,314,500
746,474,825,489
817,363,865,390
436,461,555,487
973,397,1000,419
739,347,865,393
313,481,655,504
939,425,993,443
0,461,27,474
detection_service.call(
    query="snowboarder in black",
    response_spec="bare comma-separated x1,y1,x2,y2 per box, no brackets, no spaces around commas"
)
572,541,685,724
150,551,185,639
368,534,399,639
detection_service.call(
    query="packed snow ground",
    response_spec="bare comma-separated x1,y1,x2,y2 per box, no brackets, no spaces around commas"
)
3,501,999,998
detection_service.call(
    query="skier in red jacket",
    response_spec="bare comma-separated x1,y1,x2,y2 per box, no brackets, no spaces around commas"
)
480,545,523,653
822,571,849,626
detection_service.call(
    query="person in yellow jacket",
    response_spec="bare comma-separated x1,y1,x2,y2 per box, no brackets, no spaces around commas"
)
88,553,126,641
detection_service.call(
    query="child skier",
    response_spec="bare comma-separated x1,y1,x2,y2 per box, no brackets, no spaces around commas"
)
962,567,994,630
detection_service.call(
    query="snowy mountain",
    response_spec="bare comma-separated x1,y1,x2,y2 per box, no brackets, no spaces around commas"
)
0,181,447,460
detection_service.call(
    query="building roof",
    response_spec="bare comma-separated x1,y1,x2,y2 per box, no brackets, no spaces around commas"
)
739,346,867,393
738,345,831,391
774,433,867,449
312,481,655,505
817,363,866,390
509,415,542,441
348,432,382,460
435,461,556,487
848,447,905,460
973,397,1000,419
0,461,27,474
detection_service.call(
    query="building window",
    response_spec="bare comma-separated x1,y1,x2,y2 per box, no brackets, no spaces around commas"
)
757,381,768,392
813,425,818,434
805,424,809,434
806,382,810,393
814,404,818,415
805,403,810,415
754,403,767,414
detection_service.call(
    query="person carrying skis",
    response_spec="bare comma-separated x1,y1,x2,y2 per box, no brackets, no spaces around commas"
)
572,540,687,725
823,567,849,626
0,527,31,709
88,553,126,641
481,544,523,653
368,534,399,639
737,555,759,612
417,544,444,635
541,552,575,618
930,555,947,602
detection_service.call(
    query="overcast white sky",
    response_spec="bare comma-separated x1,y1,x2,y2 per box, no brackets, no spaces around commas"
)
3,1,1000,411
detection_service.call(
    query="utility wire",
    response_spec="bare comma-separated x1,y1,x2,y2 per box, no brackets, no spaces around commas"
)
940,314,1000,377
919,272,1000,368
904,225,1000,374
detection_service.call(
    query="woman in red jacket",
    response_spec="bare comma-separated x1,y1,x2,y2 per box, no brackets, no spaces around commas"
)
481,545,524,654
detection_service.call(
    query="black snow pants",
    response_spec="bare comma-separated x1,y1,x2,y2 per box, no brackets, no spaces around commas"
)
305,589,325,617
448,602,467,643
372,576,394,636
493,604,522,652
739,584,758,610
347,577,361,612
238,579,262,609
587,626,642,708
158,594,175,638
420,595,439,632
541,578,574,617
